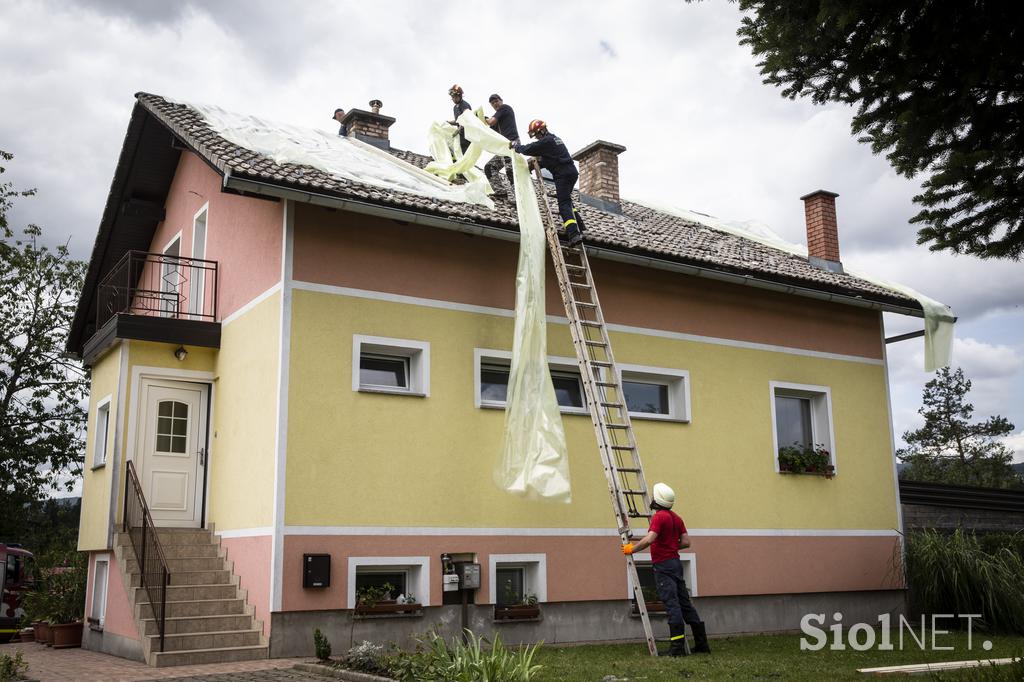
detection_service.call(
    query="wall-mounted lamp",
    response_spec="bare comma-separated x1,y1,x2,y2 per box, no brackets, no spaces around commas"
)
174,346,188,362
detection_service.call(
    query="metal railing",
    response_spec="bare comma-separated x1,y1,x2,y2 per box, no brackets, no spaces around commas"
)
123,460,170,652
97,251,219,331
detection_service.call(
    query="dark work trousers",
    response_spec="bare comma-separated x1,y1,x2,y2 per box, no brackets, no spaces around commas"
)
553,169,580,226
458,131,470,154
485,153,515,191
654,558,701,628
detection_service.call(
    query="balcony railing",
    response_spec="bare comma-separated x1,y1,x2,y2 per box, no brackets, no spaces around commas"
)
97,251,218,331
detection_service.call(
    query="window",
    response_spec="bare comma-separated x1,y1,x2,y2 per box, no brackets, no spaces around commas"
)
93,396,111,468
619,365,690,422
475,350,586,414
160,234,182,317
347,556,430,608
488,554,547,605
156,400,189,454
628,552,698,604
769,382,836,474
189,205,208,319
90,557,109,627
352,335,430,396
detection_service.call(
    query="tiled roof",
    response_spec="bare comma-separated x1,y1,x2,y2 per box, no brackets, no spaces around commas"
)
136,92,921,311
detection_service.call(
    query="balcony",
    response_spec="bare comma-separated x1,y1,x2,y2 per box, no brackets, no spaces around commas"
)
82,251,220,363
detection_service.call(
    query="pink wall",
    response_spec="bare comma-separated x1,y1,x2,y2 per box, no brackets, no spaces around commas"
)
220,535,271,637
280,534,900,612
84,552,139,641
148,152,282,321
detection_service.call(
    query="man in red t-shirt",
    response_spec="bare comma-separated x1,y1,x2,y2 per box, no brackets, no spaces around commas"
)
622,482,710,656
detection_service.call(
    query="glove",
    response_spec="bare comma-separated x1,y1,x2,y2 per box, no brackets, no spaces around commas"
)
621,543,634,555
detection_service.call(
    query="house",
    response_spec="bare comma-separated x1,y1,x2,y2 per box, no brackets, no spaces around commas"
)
70,92,926,664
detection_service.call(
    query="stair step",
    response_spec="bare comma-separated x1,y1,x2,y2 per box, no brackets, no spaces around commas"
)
143,613,254,636
148,628,261,653
127,555,224,573
151,644,268,667
162,543,221,558
131,569,232,587
140,597,245,619
135,583,237,603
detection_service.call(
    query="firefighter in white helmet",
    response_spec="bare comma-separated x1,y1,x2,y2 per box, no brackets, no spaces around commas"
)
622,482,710,656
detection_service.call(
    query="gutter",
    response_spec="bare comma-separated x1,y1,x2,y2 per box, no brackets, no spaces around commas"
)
224,174,926,319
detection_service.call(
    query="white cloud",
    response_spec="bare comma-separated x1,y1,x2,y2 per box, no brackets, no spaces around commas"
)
1003,432,1024,464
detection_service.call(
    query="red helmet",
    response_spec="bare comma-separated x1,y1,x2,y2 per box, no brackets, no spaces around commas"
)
448,84,464,96
528,119,547,138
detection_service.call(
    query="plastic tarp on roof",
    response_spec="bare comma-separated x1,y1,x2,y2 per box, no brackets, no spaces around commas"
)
185,101,494,209
637,201,955,371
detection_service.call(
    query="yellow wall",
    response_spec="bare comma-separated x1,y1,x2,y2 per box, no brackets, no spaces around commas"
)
205,292,280,530
77,344,124,551
284,290,899,530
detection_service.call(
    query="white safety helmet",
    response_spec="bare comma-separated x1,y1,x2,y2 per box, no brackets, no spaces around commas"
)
652,482,675,509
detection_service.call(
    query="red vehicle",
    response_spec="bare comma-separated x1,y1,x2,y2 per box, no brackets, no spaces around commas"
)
0,544,35,643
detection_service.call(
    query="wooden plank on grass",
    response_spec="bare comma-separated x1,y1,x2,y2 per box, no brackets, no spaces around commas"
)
858,657,1019,675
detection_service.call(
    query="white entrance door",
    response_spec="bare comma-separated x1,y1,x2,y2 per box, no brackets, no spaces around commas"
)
135,379,208,527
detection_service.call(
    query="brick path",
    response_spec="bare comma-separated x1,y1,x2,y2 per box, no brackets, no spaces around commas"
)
0,642,312,682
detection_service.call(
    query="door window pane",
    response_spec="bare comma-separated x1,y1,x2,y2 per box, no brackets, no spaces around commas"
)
156,400,188,453
775,396,812,449
496,567,525,606
623,381,669,414
360,355,408,389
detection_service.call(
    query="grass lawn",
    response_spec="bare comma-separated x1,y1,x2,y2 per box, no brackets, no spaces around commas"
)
531,631,1024,681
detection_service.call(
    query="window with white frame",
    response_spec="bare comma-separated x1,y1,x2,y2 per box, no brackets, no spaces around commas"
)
352,336,430,396
348,556,429,608
90,556,109,627
475,350,586,414
189,205,208,320
93,397,111,468
628,552,697,608
770,381,836,474
619,364,690,422
489,554,547,606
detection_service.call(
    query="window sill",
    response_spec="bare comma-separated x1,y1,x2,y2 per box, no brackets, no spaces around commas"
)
493,605,542,622
777,469,835,479
479,403,589,417
629,413,689,423
357,386,427,398
353,610,424,620
91,462,107,471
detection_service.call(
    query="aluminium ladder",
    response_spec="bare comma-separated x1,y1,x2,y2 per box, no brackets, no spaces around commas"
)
528,160,663,657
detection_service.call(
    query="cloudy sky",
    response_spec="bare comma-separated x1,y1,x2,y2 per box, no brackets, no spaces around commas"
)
3,0,1022,467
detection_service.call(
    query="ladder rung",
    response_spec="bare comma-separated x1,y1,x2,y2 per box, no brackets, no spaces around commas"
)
589,361,613,368
600,401,623,408
570,282,592,289
574,301,597,308
580,320,603,328
606,423,630,430
565,263,586,270
628,511,653,518
610,445,635,450
595,381,619,387
585,340,607,347
615,467,642,473
622,490,647,497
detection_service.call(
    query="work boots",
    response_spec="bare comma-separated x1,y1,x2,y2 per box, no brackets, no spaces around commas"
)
691,621,711,654
666,623,689,657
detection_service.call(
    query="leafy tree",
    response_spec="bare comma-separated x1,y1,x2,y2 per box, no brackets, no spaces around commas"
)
737,1,1024,259
0,150,88,513
897,367,1021,489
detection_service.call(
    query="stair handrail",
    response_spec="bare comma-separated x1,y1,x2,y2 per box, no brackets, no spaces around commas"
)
123,459,170,653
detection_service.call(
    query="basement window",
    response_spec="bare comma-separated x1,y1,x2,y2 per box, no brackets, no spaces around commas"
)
629,552,697,616
489,553,547,622
348,556,430,611
475,350,586,414
353,335,430,397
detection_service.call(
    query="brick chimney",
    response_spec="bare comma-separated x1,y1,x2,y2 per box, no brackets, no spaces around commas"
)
572,140,626,213
341,99,395,150
800,189,843,273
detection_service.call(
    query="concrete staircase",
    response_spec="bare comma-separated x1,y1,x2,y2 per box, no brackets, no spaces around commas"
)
114,527,268,667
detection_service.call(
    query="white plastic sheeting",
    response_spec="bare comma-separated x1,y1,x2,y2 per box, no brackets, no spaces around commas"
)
186,101,494,209
439,110,570,503
637,200,955,371
424,116,492,198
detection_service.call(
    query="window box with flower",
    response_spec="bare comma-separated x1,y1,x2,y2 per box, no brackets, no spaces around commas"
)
353,582,422,617
777,443,835,478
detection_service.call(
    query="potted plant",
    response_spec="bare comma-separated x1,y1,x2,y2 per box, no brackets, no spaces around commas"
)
494,585,541,621
46,550,87,649
20,586,51,645
354,583,421,615
778,444,835,478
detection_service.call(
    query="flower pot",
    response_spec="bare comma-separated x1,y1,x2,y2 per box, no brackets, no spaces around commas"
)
354,602,422,616
494,604,541,621
19,627,35,643
51,621,83,649
36,621,51,645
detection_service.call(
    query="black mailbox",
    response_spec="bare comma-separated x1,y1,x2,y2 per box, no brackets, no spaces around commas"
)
303,554,330,588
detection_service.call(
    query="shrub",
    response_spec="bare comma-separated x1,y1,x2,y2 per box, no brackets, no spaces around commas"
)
977,532,1024,562
388,629,542,682
342,641,389,676
900,529,1024,634
0,652,28,682
313,628,332,661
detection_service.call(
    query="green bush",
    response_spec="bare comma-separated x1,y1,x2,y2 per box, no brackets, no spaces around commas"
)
341,641,389,676
313,628,331,661
388,630,542,682
901,529,1024,634
0,652,28,682
977,532,1024,562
